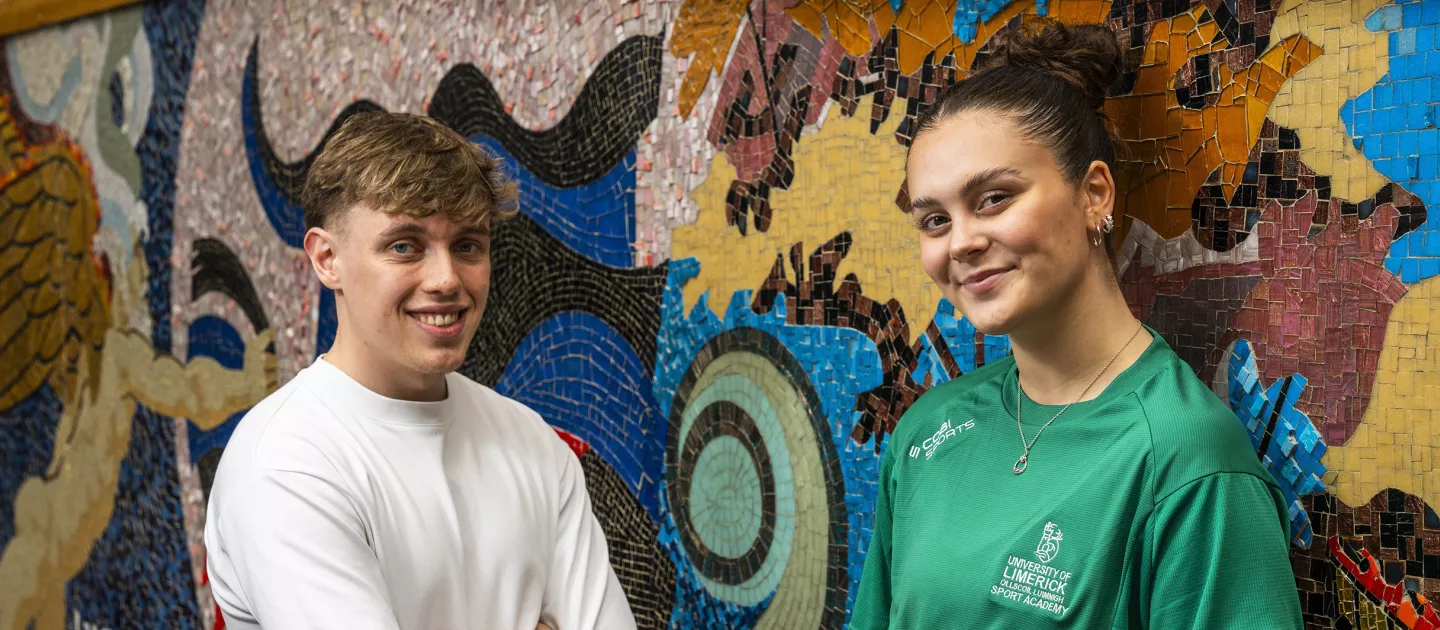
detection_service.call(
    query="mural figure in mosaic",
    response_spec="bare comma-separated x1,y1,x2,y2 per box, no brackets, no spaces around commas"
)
0,102,275,629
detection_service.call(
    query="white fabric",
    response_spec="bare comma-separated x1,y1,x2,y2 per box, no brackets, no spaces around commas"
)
205,357,636,630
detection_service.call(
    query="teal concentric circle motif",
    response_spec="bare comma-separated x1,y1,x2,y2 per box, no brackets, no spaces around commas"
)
665,327,848,628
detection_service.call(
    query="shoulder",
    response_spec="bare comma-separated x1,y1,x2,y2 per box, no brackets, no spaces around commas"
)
894,356,1013,446
1128,349,1274,499
446,374,552,433
220,371,338,474
445,374,572,459
210,369,364,511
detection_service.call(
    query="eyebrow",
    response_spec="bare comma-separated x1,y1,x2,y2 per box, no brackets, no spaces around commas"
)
911,166,1025,212
908,195,944,213
375,221,490,241
956,167,1023,200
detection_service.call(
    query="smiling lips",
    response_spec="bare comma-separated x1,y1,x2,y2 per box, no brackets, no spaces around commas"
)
961,267,1011,294
409,308,468,338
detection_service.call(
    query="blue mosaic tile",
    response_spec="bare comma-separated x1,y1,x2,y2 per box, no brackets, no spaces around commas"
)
1342,0,1440,281
140,0,205,354
496,311,665,522
913,300,1012,388
65,407,201,629
1226,339,1328,548
950,0,1039,45
473,137,637,268
0,387,61,551
185,316,249,465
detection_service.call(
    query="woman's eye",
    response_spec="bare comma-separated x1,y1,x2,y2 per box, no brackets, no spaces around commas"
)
917,213,949,232
979,192,1012,210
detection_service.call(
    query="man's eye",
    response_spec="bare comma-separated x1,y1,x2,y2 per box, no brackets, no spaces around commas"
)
391,243,415,255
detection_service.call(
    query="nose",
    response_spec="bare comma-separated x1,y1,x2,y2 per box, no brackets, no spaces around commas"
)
420,250,462,295
947,215,988,261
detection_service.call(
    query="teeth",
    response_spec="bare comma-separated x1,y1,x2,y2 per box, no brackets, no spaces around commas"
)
418,312,459,327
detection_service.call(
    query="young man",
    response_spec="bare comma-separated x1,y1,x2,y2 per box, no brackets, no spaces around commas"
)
205,111,636,630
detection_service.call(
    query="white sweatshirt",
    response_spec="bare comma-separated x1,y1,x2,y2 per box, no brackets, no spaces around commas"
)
204,357,636,630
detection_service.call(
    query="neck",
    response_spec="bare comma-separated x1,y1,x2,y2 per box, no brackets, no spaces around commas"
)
1007,267,1149,405
323,329,448,402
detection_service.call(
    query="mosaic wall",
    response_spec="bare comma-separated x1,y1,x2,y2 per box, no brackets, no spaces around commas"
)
2,0,1439,628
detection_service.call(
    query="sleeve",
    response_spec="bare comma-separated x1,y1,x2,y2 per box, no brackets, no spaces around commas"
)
850,438,899,629
207,468,400,630
1144,472,1303,630
541,440,637,630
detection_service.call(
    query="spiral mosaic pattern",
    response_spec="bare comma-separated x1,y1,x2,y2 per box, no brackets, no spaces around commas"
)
665,327,847,628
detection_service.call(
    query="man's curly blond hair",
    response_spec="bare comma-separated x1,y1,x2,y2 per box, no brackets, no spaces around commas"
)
301,111,518,233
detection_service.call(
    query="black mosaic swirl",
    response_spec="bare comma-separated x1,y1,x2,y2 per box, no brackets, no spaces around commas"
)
242,36,382,211
428,35,663,188
245,34,661,201
579,449,675,630
458,212,668,386
191,237,269,332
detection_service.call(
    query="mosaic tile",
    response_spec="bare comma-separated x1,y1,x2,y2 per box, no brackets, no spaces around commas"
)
457,212,669,387
1123,119,1415,448
1340,0,1440,281
654,259,879,625
496,311,667,521
1329,274,1440,513
242,34,660,256
1108,5,1321,243
1267,0,1394,207
1224,338,1329,547
1297,491,1440,629
670,0,750,118
578,443,677,629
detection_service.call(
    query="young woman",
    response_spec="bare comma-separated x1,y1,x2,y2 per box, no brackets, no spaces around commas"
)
850,20,1302,629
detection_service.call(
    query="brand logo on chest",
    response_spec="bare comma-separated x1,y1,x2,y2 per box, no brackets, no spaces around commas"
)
908,419,976,460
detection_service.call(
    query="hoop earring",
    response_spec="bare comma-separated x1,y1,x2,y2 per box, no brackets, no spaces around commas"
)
1090,229,1102,247
1101,214,1115,234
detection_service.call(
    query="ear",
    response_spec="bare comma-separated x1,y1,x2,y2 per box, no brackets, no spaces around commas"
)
304,227,343,291
1079,159,1116,229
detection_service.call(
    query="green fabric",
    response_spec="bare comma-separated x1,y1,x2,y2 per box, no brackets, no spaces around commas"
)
851,331,1302,629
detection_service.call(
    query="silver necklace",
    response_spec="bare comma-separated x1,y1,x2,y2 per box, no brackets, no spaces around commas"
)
1013,323,1144,475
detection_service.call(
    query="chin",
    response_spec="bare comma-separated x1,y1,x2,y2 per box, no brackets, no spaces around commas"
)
949,295,1016,337
409,351,466,376
968,315,1011,337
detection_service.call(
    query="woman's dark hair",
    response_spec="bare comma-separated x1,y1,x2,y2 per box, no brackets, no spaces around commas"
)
912,19,1124,185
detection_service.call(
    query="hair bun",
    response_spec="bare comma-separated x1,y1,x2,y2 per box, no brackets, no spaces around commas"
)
982,19,1122,111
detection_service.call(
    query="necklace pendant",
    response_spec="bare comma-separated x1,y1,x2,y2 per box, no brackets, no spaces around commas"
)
1013,454,1028,475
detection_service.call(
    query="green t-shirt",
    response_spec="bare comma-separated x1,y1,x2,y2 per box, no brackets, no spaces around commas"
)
851,332,1302,629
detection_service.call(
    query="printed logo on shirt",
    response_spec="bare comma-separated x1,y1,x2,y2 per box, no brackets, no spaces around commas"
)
908,419,975,459
990,522,1073,618
1035,521,1062,563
